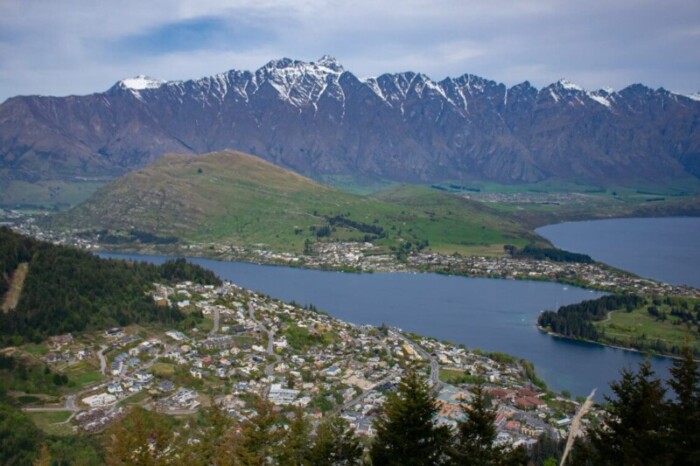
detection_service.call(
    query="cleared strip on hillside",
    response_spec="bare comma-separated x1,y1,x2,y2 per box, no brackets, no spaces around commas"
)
2,262,28,313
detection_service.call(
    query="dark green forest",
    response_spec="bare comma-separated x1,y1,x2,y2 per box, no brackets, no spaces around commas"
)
0,227,220,346
537,295,645,341
504,245,594,264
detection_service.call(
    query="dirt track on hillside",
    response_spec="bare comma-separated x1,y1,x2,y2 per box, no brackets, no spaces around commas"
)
2,262,28,312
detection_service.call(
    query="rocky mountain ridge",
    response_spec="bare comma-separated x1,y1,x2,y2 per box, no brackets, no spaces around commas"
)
1,55,699,185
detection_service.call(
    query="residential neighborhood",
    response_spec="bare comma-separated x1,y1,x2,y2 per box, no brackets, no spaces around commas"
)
27,278,600,449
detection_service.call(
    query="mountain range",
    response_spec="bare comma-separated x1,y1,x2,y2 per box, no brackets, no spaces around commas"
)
1,55,699,188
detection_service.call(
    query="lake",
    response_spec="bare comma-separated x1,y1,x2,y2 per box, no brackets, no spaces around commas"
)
537,217,700,288
101,249,675,400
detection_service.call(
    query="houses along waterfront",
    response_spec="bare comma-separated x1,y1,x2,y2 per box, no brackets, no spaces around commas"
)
29,279,596,448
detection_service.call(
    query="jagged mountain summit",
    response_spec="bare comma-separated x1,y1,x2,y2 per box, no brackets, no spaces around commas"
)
1,55,699,186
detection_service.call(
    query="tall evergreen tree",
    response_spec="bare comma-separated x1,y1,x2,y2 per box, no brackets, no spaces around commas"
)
179,403,234,466
370,367,451,466
308,415,362,466
234,399,285,466
667,347,700,466
449,383,527,466
588,361,672,466
104,407,178,466
278,409,312,466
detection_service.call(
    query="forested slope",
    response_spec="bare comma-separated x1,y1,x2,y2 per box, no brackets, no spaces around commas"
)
0,228,220,345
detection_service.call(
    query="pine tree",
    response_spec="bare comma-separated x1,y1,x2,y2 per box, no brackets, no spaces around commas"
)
234,399,284,466
449,383,527,466
309,415,362,465
370,367,451,466
104,406,178,466
667,347,700,466
33,444,52,466
278,409,312,466
588,361,672,466
180,403,235,466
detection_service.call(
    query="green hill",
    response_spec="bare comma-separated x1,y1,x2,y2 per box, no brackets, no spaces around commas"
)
52,150,543,255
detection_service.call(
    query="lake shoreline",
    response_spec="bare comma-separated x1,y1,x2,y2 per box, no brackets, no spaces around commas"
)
536,325,696,363
92,241,700,298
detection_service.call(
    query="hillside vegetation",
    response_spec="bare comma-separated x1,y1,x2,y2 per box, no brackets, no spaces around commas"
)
51,150,542,256
0,228,220,346
538,294,700,357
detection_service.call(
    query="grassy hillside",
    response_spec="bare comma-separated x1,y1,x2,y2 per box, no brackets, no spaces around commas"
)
52,150,542,255
538,294,700,357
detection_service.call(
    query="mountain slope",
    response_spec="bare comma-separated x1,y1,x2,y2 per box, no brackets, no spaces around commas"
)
2,56,699,195
52,150,540,254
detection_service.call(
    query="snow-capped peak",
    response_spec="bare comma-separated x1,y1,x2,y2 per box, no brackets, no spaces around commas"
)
686,92,700,102
315,55,344,72
119,75,166,90
260,56,344,75
557,79,584,91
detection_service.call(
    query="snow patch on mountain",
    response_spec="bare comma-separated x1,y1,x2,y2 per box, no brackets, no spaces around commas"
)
558,79,584,91
120,75,166,90
588,94,611,107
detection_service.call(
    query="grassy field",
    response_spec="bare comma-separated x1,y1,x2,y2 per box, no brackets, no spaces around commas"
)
438,368,482,385
594,298,700,355
151,362,176,377
117,390,151,407
53,151,542,257
0,178,106,209
444,179,700,229
21,342,49,356
64,361,103,389
27,411,73,436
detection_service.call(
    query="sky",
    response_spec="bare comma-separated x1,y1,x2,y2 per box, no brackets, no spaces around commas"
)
1,0,699,102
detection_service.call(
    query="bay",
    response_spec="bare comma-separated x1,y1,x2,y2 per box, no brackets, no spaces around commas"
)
537,217,700,288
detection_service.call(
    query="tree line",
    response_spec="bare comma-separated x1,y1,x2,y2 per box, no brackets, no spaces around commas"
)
504,245,594,264
537,295,645,341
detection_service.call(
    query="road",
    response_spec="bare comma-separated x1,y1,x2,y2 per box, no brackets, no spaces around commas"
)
390,329,442,392
23,394,77,413
248,303,281,376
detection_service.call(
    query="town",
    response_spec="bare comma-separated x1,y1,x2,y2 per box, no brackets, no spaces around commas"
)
7,211,699,299
23,278,598,448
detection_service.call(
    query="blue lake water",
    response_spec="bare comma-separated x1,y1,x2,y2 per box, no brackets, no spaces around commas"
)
101,249,676,400
537,217,700,288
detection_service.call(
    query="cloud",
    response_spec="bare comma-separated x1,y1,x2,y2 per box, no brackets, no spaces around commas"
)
0,0,699,102
111,15,273,57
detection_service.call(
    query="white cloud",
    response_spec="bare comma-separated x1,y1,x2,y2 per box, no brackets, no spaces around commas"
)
1,0,699,101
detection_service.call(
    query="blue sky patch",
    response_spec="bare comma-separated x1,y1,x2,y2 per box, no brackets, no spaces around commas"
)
114,16,269,57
